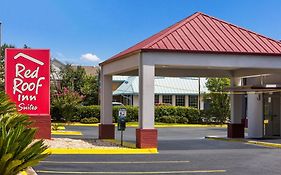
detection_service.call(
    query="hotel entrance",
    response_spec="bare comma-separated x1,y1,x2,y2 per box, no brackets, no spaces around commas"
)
263,92,281,137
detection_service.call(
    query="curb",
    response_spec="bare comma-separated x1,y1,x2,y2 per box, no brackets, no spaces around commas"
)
44,139,158,154
53,123,227,128
44,148,158,154
51,131,82,135
18,167,37,175
205,136,281,148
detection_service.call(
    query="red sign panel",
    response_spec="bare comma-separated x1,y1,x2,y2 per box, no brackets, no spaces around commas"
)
5,49,50,115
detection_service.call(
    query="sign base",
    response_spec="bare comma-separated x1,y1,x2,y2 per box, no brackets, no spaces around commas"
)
29,115,51,139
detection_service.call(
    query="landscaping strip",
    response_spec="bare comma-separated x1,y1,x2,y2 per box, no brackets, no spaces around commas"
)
205,136,281,148
102,139,137,148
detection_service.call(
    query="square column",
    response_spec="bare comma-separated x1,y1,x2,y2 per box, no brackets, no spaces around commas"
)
137,63,157,148
172,95,176,106
99,68,115,139
228,77,245,138
159,95,163,104
247,93,263,138
185,95,189,107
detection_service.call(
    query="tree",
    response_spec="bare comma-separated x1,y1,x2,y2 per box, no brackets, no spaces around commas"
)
204,78,231,124
51,88,83,122
60,64,86,93
81,75,99,105
0,44,15,90
0,44,30,90
59,65,99,105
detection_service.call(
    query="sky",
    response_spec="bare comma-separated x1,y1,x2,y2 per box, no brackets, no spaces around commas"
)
1,0,281,65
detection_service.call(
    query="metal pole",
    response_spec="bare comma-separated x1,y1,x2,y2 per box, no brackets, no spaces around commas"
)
0,22,2,54
198,77,201,110
121,130,123,146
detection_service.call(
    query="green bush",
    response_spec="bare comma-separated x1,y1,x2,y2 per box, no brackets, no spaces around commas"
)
80,117,99,124
77,105,100,119
51,88,83,122
52,104,208,124
158,116,189,124
112,106,138,122
0,91,49,175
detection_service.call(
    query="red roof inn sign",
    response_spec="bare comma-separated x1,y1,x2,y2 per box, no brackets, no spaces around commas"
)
5,49,51,138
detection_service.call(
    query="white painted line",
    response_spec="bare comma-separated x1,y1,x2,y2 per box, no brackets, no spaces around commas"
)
14,53,44,65
37,170,227,174
41,160,190,164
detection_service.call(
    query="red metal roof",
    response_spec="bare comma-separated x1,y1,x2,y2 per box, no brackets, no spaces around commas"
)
101,12,281,65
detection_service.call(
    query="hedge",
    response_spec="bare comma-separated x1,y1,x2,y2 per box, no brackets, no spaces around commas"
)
51,105,207,124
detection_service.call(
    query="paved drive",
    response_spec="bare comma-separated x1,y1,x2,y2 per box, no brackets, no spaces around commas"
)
35,126,281,175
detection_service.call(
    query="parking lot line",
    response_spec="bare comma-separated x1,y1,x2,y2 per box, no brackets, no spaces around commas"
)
36,170,226,174
41,160,190,164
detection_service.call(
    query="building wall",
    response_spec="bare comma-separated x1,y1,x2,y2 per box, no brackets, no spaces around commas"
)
112,82,123,91
129,94,205,109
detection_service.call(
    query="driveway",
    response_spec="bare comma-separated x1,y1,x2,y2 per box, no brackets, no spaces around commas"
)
35,126,281,175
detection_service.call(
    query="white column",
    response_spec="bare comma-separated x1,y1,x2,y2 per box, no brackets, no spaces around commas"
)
199,96,204,110
139,64,155,129
230,77,243,123
247,93,263,138
133,95,139,106
172,95,176,106
159,95,163,104
100,69,113,124
185,95,189,107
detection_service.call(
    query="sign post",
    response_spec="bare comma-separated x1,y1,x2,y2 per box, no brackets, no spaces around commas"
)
5,49,51,139
118,108,126,146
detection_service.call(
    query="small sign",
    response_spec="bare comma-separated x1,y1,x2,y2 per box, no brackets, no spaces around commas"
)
5,49,50,115
264,119,269,124
118,108,127,117
118,108,126,131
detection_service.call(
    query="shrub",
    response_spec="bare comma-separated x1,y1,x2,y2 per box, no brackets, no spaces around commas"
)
176,116,189,124
52,103,207,124
158,116,177,123
80,117,99,124
112,106,138,122
0,92,49,175
158,116,189,124
51,88,83,122
76,105,100,120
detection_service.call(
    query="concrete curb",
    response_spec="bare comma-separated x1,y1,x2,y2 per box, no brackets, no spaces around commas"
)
19,167,37,175
44,139,158,154
205,136,281,148
53,122,227,128
51,130,82,135
44,148,158,154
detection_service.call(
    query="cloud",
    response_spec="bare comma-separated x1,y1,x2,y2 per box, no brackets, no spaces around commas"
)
80,53,101,63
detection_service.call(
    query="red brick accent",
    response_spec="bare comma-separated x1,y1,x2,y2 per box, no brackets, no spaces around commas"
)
136,129,158,148
227,123,245,138
29,115,51,139
99,124,115,139
241,118,248,128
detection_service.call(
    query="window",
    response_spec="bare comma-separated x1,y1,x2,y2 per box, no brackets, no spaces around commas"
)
189,95,198,108
176,95,185,106
162,95,172,105
121,95,133,105
155,95,159,104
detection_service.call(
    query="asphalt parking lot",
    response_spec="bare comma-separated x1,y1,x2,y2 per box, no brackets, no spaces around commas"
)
35,126,281,175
